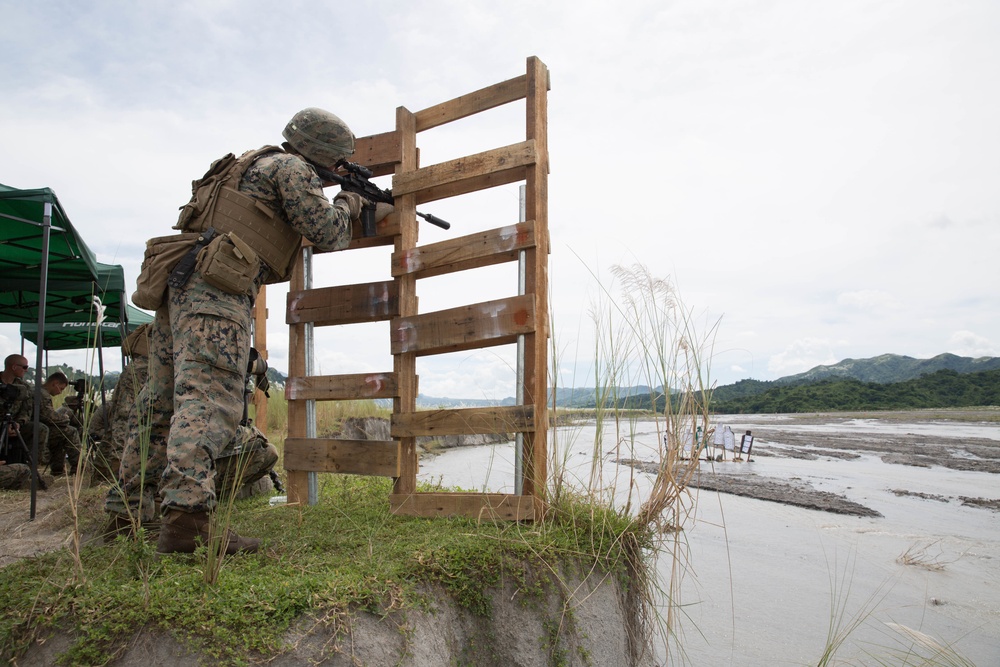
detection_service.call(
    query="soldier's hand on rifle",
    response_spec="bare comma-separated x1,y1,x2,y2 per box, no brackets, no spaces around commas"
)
374,202,393,223
333,191,367,221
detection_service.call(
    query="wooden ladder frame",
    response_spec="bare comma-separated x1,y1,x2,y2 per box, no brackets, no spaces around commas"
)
282,56,549,520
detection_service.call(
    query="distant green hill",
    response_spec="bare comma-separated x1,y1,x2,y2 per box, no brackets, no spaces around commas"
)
547,353,1000,412
710,368,1000,414
31,352,1000,413
418,354,1000,413
776,352,1000,384
711,353,1000,405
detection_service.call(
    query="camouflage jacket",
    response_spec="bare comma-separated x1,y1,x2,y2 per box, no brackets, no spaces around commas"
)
9,377,34,426
238,150,353,256
39,390,73,429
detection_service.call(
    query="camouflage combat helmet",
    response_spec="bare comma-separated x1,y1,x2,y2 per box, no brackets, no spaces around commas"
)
282,108,355,168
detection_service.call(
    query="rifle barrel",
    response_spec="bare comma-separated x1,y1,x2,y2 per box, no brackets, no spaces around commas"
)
417,212,451,230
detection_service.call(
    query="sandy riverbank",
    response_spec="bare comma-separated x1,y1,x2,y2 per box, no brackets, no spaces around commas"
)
620,409,1000,518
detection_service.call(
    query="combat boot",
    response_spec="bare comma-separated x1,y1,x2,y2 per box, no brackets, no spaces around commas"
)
156,509,260,555
100,513,159,544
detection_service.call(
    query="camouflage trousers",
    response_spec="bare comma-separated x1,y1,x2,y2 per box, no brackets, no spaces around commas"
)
46,423,80,474
215,433,279,500
0,463,31,490
105,271,252,520
13,422,48,466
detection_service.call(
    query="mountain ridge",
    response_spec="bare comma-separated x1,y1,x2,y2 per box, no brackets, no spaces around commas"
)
41,352,1000,410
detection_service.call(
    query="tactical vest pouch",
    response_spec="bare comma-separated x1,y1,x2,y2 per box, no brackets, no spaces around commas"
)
132,232,202,310
212,186,301,283
197,232,260,295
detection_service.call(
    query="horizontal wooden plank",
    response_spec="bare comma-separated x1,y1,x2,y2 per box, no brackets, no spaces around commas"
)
284,438,400,477
413,168,528,206
285,373,397,401
414,74,528,132
392,140,536,199
303,213,399,252
418,168,528,206
286,280,398,326
390,294,535,356
391,222,535,279
391,405,534,437
353,130,402,177
389,493,536,521
346,213,399,248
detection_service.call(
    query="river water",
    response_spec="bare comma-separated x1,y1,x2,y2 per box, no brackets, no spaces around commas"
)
417,416,1000,666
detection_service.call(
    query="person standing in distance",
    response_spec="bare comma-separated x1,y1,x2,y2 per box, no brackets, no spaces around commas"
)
106,108,382,554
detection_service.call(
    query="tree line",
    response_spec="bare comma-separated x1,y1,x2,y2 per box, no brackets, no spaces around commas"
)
708,369,1000,414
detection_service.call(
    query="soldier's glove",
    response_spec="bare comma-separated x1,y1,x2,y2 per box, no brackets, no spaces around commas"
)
334,191,367,221
374,202,393,223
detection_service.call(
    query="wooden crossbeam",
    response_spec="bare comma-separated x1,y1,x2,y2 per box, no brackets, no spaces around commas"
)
344,214,400,249
287,280,398,326
390,294,535,356
414,74,529,132
285,372,397,401
389,493,535,520
353,130,403,177
391,221,536,279
391,405,534,437
284,438,400,477
392,140,537,202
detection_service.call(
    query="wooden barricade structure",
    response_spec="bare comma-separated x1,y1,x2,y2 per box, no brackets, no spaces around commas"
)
282,56,550,520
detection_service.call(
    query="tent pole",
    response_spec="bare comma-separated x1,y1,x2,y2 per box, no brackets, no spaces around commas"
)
29,202,53,521
92,297,108,407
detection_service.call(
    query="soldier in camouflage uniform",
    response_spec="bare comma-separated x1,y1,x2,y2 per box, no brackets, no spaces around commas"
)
2,354,47,466
106,108,376,555
90,324,151,483
0,461,32,490
38,373,81,476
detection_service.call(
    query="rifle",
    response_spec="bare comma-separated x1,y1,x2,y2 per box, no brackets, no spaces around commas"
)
315,159,451,237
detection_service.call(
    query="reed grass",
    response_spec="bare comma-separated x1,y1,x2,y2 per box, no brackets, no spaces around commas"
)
871,623,978,667
548,262,721,663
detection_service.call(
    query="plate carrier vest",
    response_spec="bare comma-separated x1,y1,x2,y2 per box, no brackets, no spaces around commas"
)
173,146,302,283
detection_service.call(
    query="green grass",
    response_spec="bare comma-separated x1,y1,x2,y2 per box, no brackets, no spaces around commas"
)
0,263,707,665
0,476,644,666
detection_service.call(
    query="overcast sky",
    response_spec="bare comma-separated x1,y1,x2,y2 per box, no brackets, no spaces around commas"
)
2,1,998,399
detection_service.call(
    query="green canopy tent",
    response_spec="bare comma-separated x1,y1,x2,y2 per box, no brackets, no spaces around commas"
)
1,183,140,518
0,186,129,323
19,304,153,350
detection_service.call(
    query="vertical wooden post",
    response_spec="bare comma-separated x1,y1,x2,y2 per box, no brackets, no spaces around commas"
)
286,251,309,504
521,56,550,501
393,107,419,496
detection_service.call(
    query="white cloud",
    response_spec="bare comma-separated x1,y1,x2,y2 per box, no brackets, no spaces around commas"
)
947,331,998,358
836,290,900,311
767,339,843,377
2,0,1000,395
